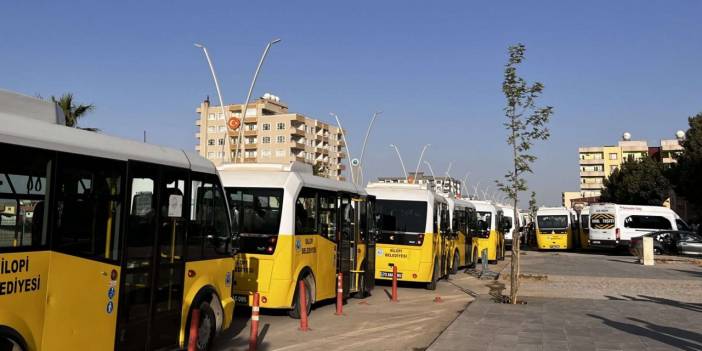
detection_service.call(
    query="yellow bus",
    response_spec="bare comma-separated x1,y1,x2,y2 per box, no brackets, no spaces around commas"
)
469,201,506,265
0,91,237,350
536,207,574,250
365,182,449,290
218,163,376,318
446,198,477,274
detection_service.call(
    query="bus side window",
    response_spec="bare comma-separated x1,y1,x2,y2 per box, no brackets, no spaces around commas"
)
295,188,317,234
54,154,124,261
0,144,52,249
189,174,230,259
433,205,438,234
319,192,337,241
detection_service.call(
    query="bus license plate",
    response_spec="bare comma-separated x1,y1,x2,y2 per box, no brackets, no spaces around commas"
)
549,245,560,249
234,295,249,304
591,240,600,244
380,271,402,279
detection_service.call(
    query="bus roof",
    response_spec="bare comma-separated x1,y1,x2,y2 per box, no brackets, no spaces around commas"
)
447,197,476,210
0,91,214,174
468,200,498,213
365,182,446,203
217,162,364,194
536,207,570,216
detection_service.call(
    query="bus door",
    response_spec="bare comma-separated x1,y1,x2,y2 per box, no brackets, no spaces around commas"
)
117,163,187,350
338,193,354,297
363,196,376,293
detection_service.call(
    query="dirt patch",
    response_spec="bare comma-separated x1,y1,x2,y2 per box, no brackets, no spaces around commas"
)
500,273,548,281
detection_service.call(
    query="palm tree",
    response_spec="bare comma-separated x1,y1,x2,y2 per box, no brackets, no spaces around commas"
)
51,93,95,128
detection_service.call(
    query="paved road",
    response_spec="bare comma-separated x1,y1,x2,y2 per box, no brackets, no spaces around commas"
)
429,251,702,351
213,261,510,351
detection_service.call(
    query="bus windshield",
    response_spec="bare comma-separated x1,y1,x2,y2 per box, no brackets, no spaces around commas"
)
477,211,492,231
226,188,283,235
538,215,568,230
375,200,427,233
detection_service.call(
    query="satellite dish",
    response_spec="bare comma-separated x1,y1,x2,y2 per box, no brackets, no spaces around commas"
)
622,132,631,141
676,130,685,140
350,158,360,167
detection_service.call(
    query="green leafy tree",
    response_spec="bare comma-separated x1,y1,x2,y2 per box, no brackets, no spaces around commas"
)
496,44,553,304
51,93,95,128
600,157,670,205
668,113,702,208
528,191,537,221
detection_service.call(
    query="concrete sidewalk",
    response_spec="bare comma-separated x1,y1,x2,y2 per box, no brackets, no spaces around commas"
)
428,251,702,351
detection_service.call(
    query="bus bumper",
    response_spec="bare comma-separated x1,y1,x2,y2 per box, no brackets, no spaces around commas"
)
588,239,624,248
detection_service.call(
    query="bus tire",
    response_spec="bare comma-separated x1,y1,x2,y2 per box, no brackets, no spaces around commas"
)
498,243,505,261
0,326,27,351
426,258,439,290
450,251,459,275
194,301,217,351
289,275,313,319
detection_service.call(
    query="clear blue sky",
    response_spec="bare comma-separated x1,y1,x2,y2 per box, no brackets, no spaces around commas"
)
2,1,701,206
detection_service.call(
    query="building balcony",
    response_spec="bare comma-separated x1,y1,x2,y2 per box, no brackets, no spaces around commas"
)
195,119,201,126
581,183,604,190
290,128,305,136
244,144,257,150
290,141,306,149
243,158,257,163
579,171,605,177
579,159,604,165
244,130,258,136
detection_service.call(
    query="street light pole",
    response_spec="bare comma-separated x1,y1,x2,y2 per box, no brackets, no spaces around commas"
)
357,111,382,185
332,113,355,185
413,144,430,184
234,38,282,163
389,144,408,180
194,43,230,162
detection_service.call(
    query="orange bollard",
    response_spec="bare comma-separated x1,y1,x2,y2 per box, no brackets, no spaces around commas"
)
391,265,398,302
249,293,260,351
188,308,200,351
299,280,309,331
335,272,343,315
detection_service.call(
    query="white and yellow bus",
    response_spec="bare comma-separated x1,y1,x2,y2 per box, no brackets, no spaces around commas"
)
218,163,376,318
0,90,237,350
578,206,590,249
365,182,449,290
446,198,477,274
469,201,506,265
536,207,574,250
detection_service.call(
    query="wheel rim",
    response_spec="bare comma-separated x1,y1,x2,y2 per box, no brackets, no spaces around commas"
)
197,312,213,349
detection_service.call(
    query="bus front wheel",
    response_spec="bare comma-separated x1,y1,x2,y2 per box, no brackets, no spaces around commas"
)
194,302,217,351
450,251,459,275
289,276,313,319
0,327,26,351
426,258,439,290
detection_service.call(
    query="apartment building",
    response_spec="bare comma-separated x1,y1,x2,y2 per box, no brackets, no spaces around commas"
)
377,172,463,198
576,132,684,197
195,94,346,180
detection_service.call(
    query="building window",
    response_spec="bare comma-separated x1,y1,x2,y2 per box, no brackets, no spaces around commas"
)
218,113,225,120
207,126,215,133
218,126,226,132
277,122,286,130
246,123,257,131
262,150,272,158
275,149,285,157
230,137,238,144
262,123,271,131
245,137,256,144
218,138,225,145
609,153,618,160
245,150,257,158
277,136,286,143
207,139,215,146
208,113,216,120
262,137,271,144
207,152,215,158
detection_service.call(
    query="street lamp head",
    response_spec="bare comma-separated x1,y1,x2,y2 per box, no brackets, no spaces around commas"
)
389,144,396,148
270,38,282,44
193,43,204,48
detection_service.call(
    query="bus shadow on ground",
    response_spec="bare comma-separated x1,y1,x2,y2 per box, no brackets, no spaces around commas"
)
588,314,702,350
604,294,702,314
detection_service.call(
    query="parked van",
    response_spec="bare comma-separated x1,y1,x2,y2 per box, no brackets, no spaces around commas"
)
499,205,519,248
589,203,690,248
